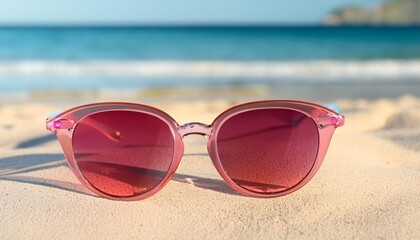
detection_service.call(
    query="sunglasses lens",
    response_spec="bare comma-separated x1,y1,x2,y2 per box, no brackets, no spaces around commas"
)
216,109,319,194
72,110,174,198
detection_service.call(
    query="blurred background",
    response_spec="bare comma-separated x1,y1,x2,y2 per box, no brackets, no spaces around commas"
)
0,0,419,103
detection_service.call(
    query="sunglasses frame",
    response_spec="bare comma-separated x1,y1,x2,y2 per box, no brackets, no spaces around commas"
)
46,100,344,201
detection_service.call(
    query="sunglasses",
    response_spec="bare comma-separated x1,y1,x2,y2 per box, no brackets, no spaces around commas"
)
46,100,344,201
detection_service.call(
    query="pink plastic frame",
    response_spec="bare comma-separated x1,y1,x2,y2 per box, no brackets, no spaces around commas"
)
46,100,344,201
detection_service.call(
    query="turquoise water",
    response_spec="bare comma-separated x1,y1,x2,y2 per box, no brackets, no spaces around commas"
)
1,26,420,60
0,26,419,92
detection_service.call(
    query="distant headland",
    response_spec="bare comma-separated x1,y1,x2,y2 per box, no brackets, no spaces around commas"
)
324,0,420,25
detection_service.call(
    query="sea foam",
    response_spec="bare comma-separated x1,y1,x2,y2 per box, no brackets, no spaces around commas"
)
0,60,419,81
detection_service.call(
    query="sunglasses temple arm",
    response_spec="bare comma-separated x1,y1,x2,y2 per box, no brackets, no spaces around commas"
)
218,124,297,142
220,114,344,142
47,114,122,142
81,118,123,142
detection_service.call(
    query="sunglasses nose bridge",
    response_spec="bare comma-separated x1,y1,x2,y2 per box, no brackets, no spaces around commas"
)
178,122,212,138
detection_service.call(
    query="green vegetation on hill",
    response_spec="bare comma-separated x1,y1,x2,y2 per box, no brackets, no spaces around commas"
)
324,0,420,25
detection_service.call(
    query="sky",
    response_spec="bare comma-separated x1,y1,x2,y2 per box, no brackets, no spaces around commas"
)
0,0,384,25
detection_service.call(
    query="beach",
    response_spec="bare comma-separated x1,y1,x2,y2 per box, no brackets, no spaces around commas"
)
0,26,419,239
1,83,419,239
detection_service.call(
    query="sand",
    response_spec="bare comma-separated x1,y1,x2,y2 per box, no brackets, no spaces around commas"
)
1,92,419,239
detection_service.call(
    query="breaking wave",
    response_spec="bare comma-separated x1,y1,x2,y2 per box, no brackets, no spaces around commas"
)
0,60,419,80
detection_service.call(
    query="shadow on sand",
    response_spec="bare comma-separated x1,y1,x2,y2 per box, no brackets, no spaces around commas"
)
0,153,239,198
15,134,57,149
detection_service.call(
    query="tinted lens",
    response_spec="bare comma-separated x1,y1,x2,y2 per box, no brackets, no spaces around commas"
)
216,109,319,194
72,110,174,197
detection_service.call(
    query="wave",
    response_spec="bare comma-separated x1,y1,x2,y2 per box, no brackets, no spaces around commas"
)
0,60,419,80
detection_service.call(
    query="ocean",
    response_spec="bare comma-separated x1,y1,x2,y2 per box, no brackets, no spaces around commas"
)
0,26,419,93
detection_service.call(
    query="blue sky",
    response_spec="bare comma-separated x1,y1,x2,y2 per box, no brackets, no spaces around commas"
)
0,0,383,25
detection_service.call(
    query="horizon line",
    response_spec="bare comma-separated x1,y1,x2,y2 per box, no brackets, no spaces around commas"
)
0,23,419,28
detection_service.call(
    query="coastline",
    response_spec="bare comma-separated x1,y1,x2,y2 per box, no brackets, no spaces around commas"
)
1,80,419,104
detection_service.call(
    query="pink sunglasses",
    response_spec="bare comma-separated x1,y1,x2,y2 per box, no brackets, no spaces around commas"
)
46,100,344,201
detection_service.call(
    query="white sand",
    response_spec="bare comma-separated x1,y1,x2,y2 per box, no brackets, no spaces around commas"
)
1,95,419,239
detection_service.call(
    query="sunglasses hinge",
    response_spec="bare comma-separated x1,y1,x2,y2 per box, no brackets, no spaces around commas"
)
46,119,75,133
317,114,345,128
